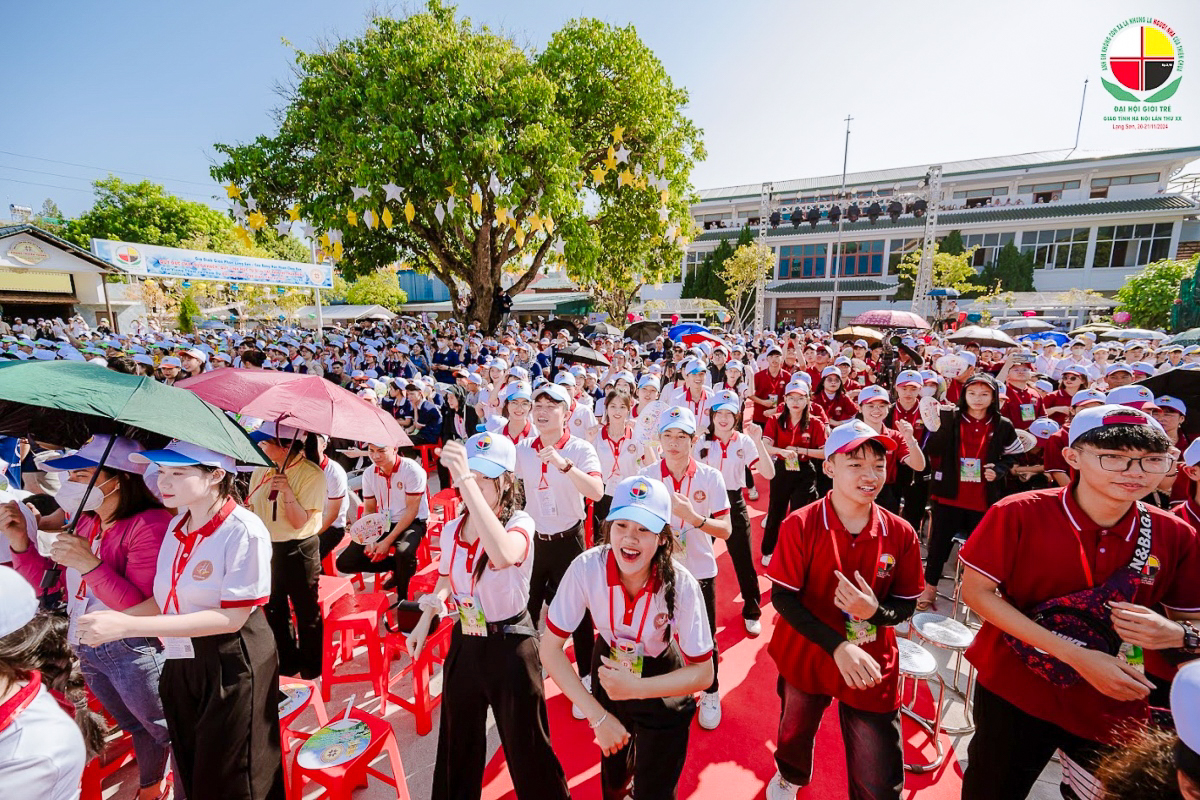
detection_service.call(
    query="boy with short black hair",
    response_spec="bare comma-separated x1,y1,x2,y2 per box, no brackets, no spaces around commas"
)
960,405,1200,799
765,420,925,800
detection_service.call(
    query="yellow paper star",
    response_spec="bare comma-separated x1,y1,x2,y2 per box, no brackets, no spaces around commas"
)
603,147,617,171
318,233,331,250
617,169,633,188
346,209,358,227
529,212,544,233
224,183,242,199
660,189,671,205
496,206,510,226
612,125,625,142
590,166,608,185
332,241,344,261
514,227,526,246
234,227,253,247
381,207,394,229
245,211,267,230
287,204,301,221
635,175,648,190
576,176,585,190
543,215,555,235
470,190,482,214
404,200,415,223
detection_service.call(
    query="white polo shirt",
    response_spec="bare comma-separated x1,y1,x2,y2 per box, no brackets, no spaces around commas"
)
638,459,730,581
590,425,650,495
361,457,429,521
567,401,598,440
516,431,602,534
152,501,272,617
694,432,759,491
322,457,349,529
438,511,534,622
546,545,713,662
0,675,86,800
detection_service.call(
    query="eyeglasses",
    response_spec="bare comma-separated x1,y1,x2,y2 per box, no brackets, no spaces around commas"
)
1062,374,1084,381
1078,450,1175,474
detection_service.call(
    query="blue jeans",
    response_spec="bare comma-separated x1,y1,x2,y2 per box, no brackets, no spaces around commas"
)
78,636,172,788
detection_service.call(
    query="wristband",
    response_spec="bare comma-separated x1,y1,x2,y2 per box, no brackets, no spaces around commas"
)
588,712,608,729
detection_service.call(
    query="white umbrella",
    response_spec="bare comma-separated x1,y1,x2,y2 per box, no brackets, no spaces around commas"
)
945,325,1019,348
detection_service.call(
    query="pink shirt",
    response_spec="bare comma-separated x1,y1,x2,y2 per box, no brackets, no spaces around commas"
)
12,509,172,613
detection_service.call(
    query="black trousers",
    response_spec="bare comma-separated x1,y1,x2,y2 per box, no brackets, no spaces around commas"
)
431,624,569,800
316,525,345,561
335,519,427,599
527,522,594,676
697,576,719,693
590,637,694,800
774,677,903,800
263,536,323,679
745,465,755,491
924,501,986,584
594,494,613,531
725,490,761,620
159,609,284,800
762,461,818,556
893,463,930,536
962,683,1104,800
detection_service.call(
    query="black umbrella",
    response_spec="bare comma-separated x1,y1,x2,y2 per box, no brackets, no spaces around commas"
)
1137,367,1200,436
582,322,621,338
623,320,663,344
556,342,611,368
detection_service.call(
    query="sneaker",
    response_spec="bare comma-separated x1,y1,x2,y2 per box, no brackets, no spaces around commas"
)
761,553,772,568
571,674,592,720
765,771,798,800
697,691,722,730
747,487,759,501
744,617,762,637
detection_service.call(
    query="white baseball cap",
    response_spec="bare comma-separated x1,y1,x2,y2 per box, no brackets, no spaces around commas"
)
857,385,890,405
824,419,898,458
1182,438,1200,467
1071,388,1108,408
0,566,38,638
250,420,304,442
708,389,741,414
894,370,922,387
1105,385,1158,410
160,356,182,369
464,431,516,478
1028,418,1061,440
784,376,810,395
1067,404,1164,446
1156,395,1187,415
502,380,533,402
532,382,572,406
658,406,697,435
129,440,236,473
42,434,148,475
608,475,672,533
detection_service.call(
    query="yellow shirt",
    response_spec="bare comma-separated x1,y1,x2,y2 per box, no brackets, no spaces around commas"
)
248,458,327,542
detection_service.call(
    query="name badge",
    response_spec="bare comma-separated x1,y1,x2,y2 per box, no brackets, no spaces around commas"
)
784,452,801,472
457,596,487,637
960,457,982,483
1119,642,1145,673
163,637,195,659
537,488,559,518
674,528,688,557
610,638,644,677
1020,403,1036,422
845,618,877,646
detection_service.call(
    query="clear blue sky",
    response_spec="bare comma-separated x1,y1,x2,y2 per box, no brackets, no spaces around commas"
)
4,0,1197,219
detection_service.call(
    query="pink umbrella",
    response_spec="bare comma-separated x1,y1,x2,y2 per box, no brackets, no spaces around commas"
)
851,309,931,329
177,371,411,447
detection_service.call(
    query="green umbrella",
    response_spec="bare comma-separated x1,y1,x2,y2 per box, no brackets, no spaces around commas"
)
1167,328,1200,346
0,361,270,466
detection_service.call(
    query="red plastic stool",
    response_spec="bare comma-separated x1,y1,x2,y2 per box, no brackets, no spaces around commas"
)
321,592,391,701
80,692,135,800
414,444,438,473
429,488,459,523
381,617,454,734
318,574,355,617
279,677,329,789
289,708,411,799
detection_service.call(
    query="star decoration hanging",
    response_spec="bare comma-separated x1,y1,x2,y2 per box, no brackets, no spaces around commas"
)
245,211,267,230
633,163,643,177
383,183,403,203
543,215,555,235
496,206,510,225
658,156,666,170
275,219,293,236
327,229,343,246
470,190,483,214
300,222,316,240
404,200,415,223
446,196,456,215
287,204,302,221
614,144,631,164
617,169,634,188
245,194,258,212
445,184,457,198
231,203,247,222
660,189,671,205
351,186,371,201
346,209,358,227
612,125,625,142
234,227,254,248
381,207,394,229
528,212,544,233
434,202,446,223
488,174,501,195
514,228,526,246
635,175,648,190
603,148,618,171
332,241,344,261
318,233,331,250
658,206,670,222
590,166,608,185
224,183,242,199
364,209,378,229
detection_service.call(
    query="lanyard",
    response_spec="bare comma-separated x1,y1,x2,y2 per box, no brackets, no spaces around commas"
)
163,526,204,615
447,516,481,598
75,518,107,601
602,425,631,480
1064,526,1095,588
959,418,990,462
533,432,569,489
608,582,654,645
828,505,886,594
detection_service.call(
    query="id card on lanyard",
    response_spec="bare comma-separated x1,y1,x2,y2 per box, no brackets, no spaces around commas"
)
609,585,653,677
960,422,989,483
161,527,204,659
450,532,487,636
830,521,885,645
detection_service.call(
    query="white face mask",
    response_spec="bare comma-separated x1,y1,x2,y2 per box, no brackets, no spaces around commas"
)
920,385,937,397
57,475,116,516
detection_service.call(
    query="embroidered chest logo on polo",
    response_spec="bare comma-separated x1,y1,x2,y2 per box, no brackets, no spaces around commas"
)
876,553,895,579
192,560,214,581
655,612,670,630
692,489,707,504
735,448,745,459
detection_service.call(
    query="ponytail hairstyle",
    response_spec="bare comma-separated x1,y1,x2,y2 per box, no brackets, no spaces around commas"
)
598,519,678,644
469,471,525,582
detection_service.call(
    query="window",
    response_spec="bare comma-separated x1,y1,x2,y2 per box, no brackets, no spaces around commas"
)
1020,228,1089,269
1017,180,1082,193
952,187,1010,199
778,244,828,279
1090,172,1160,199
834,240,884,277
963,232,1016,267
1093,223,1173,268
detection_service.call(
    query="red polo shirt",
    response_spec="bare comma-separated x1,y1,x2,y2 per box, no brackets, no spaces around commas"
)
891,401,926,443
959,486,1200,743
766,496,924,712
1041,389,1073,426
764,413,828,460
879,425,911,485
934,414,992,512
752,367,792,424
1041,427,1072,479
812,391,858,425
1001,384,1044,431
1170,432,1193,504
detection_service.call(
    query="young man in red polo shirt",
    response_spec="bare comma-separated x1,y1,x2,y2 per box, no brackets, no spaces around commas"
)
766,420,924,800
960,405,1200,799
750,345,791,426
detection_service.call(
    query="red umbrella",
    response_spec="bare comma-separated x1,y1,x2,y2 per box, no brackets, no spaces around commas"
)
681,330,726,348
851,309,931,329
176,371,411,447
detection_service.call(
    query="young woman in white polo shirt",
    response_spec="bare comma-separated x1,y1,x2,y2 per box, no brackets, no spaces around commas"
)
695,390,775,635
541,475,714,800
77,441,283,800
639,406,731,730
408,433,570,800
590,391,649,522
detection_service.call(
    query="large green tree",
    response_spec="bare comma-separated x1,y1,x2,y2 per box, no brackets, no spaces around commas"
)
976,241,1035,292
893,243,978,301
344,269,408,310
1118,255,1196,330
210,2,701,330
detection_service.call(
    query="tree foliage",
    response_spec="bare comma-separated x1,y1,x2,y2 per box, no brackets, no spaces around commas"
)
1117,255,1196,331
720,242,774,330
210,2,701,331
893,243,978,301
939,229,965,256
344,269,408,310
684,226,752,306
976,241,1035,293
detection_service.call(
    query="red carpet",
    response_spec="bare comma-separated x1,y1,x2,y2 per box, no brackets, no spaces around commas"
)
479,493,964,799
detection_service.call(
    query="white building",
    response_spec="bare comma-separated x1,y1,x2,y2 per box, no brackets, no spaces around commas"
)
686,146,1200,329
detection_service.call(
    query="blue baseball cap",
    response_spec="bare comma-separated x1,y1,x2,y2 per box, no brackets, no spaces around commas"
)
608,475,672,533
658,406,697,435
464,431,516,478
129,440,236,473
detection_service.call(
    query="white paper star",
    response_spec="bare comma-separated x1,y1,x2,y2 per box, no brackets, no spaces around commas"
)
383,183,403,203
300,222,315,239
614,144,631,164
351,186,371,201
434,202,446,223
551,238,565,255
665,224,678,239
656,176,669,192
245,194,258,212
231,204,246,222
446,196,456,215
275,219,293,236
488,174,501,195
658,206,670,222
327,229,343,246
633,163,643,177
